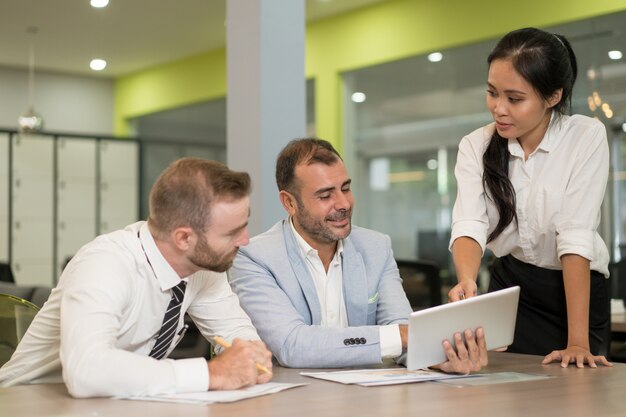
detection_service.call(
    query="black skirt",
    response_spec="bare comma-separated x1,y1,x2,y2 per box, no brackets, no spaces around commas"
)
488,254,609,356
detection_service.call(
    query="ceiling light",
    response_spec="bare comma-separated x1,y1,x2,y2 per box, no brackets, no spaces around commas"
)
91,0,109,8
608,50,623,60
351,92,366,103
428,52,443,63
90,59,107,71
592,91,602,106
622,123,626,133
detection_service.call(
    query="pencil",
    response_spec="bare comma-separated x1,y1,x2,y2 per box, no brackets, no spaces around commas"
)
212,336,270,374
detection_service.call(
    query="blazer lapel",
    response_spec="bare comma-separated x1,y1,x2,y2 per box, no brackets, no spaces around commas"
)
341,237,368,326
282,220,323,325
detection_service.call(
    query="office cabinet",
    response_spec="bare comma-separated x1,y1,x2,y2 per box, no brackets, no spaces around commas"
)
57,138,97,277
11,134,54,286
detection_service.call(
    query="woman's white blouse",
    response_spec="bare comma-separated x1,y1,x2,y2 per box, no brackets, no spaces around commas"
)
450,113,610,277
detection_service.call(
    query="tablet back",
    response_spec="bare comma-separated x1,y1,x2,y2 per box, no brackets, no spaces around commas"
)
406,286,520,370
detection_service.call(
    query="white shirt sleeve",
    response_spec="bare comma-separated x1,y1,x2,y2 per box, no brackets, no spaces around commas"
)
554,122,609,261
172,358,209,393
450,130,491,252
379,324,403,359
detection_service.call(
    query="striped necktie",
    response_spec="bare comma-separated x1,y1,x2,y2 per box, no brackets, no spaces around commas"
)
149,281,187,359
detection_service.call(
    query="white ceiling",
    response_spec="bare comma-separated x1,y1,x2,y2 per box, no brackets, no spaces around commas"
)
0,0,389,78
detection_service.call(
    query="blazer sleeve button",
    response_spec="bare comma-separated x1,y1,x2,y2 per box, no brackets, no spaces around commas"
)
343,339,350,345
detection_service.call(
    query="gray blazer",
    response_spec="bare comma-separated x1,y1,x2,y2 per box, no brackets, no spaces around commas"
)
228,219,412,368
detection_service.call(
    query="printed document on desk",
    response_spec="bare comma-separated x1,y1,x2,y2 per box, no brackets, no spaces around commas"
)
117,382,307,404
300,368,470,386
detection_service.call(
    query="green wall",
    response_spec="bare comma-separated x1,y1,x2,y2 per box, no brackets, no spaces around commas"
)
115,0,626,151
114,49,226,134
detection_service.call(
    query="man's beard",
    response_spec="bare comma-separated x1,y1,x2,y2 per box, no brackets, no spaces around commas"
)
188,234,237,273
294,200,352,244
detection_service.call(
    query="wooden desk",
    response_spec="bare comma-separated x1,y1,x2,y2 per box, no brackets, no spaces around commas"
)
1,352,626,417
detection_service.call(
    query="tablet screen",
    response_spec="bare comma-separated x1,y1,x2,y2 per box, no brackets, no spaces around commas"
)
406,286,520,370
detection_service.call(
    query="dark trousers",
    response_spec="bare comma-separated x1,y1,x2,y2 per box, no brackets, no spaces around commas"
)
488,255,609,356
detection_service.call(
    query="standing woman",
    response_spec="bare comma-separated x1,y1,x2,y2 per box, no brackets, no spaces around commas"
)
448,27,612,368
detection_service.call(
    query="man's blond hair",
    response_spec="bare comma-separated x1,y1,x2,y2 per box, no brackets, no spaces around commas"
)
148,157,251,238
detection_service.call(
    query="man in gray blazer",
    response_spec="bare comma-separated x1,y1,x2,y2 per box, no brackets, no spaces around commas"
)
229,138,487,371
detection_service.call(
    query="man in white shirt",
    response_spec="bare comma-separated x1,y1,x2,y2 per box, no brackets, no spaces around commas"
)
229,138,487,372
0,157,273,398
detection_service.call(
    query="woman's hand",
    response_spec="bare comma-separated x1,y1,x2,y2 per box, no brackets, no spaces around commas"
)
447,280,478,302
542,345,613,368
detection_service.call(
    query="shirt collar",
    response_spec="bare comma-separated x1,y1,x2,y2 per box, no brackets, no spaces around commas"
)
139,222,186,291
537,111,559,152
289,217,344,261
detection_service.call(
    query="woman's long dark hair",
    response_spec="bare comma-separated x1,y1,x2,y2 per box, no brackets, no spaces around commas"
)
483,27,577,242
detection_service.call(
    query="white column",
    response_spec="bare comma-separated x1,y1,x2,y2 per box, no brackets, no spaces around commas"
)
226,0,306,236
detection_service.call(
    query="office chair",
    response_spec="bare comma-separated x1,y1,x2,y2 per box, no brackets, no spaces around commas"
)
396,259,442,310
0,282,52,309
0,263,15,283
0,294,40,366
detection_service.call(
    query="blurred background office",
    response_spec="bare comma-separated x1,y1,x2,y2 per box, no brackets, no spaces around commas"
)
1,0,626,308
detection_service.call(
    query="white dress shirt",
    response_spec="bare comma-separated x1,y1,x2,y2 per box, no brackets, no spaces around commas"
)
0,221,260,397
290,219,402,358
451,113,610,277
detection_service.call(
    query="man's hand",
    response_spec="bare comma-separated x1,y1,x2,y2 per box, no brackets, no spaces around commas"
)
433,327,488,374
207,338,273,390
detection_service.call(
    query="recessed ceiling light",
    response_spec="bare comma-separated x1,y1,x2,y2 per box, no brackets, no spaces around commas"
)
91,0,109,7
90,59,107,71
622,122,626,133
351,92,366,103
608,50,623,60
428,52,443,63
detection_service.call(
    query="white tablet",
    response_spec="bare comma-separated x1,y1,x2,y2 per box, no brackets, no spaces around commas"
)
406,286,520,370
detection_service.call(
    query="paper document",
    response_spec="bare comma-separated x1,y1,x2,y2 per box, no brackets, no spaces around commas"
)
118,382,307,404
300,368,470,386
